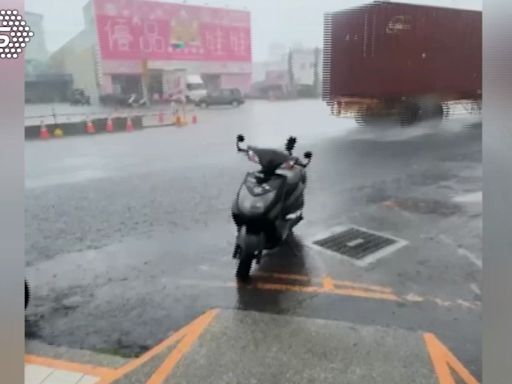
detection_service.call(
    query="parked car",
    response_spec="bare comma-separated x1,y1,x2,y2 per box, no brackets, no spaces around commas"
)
196,88,245,108
99,93,148,108
99,93,130,107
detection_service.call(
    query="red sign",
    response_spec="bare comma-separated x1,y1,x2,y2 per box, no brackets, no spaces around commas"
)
93,0,251,62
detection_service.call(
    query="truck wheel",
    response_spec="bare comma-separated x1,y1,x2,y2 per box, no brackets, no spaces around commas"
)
434,102,444,118
355,106,375,127
431,102,445,122
399,101,420,127
418,100,444,123
355,106,368,127
236,249,253,282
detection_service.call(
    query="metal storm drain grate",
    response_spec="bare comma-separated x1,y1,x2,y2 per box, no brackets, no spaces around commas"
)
311,226,408,266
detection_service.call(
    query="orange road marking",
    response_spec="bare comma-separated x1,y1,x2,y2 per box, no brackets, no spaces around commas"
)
97,309,217,384
255,282,325,294
255,282,400,301
322,276,335,291
145,308,218,384
332,279,394,293
257,272,395,294
256,272,311,281
331,287,401,301
383,200,399,209
423,333,479,384
24,355,114,378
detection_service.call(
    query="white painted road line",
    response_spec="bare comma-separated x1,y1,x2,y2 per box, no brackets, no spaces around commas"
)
457,247,482,269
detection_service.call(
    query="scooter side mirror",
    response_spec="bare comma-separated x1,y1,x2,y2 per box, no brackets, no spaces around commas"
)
304,151,312,160
236,134,247,152
285,136,297,154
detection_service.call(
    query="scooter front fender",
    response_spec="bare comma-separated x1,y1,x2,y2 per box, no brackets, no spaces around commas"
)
236,227,265,257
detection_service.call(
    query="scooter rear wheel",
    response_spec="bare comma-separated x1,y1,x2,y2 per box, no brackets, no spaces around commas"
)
236,249,253,282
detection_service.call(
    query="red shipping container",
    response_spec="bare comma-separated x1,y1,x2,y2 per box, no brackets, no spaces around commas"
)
323,2,482,103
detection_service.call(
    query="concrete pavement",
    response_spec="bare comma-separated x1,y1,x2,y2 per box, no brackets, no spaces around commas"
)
25,309,478,384
25,99,482,381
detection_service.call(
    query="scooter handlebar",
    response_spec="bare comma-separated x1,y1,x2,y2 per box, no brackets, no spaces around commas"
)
296,151,312,168
236,134,248,153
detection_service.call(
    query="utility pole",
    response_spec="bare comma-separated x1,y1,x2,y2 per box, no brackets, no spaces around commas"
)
141,58,150,105
287,49,295,97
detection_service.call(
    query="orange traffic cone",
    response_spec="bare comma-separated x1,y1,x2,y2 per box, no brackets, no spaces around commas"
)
105,117,114,132
191,114,197,124
39,121,50,139
126,117,134,132
85,119,96,134
158,111,164,125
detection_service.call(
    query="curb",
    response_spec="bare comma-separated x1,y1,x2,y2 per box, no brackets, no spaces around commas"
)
26,116,144,140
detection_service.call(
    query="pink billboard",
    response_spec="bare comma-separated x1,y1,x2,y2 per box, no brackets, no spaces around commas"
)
93,0,251,62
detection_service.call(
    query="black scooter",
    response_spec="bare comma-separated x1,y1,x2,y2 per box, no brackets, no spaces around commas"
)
231,134,312,281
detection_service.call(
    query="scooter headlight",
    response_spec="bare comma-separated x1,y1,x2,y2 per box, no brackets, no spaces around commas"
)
247,150,260,165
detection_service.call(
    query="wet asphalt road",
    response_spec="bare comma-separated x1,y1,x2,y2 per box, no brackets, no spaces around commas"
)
25,100,482,379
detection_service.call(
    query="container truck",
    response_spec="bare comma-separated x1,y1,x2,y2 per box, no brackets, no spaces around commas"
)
323,1,482,126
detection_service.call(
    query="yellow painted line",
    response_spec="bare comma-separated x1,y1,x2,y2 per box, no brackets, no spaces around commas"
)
255,272,311,281
331,286,401,301
383,200,399,209
24,355,114,378
255,282,325,294
170,276,477,309
97,309,217,384
254,282,401,302
322,275,335,291
423,333,479,384
257,272,395,293
145,309,218,384
331,279,395,294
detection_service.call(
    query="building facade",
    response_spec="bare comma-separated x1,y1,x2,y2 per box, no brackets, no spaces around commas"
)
25,12,74,103
25,12,50,76
50,0,252,103
25,12,49,64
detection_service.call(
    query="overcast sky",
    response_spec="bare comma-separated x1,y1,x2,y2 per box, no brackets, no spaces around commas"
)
26,0,482,61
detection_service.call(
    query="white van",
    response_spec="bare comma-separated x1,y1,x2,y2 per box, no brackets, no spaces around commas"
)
185,75,207,102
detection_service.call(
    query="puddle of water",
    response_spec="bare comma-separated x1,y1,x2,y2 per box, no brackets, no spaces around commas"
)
25,169,110,189
392,197,462,217
452,192,482,204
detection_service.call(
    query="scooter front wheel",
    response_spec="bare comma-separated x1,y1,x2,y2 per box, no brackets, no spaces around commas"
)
25,280,30,310
236,249,253,282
